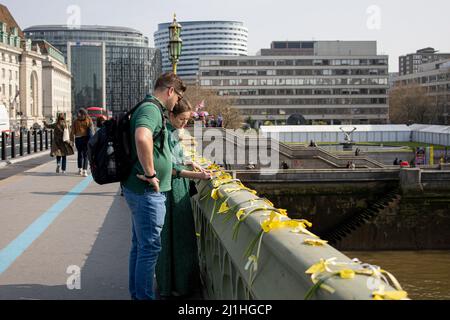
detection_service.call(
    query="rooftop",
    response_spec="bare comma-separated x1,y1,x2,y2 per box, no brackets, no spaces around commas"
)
32,40,66,64
0,4,24,38
157,20,245,29
24,25,145,35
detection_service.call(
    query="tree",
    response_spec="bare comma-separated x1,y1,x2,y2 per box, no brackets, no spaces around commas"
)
183,85,243,129
389,83,439,124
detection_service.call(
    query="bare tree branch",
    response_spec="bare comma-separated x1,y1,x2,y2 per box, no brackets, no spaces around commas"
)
389,83,439,124
183,85,243,129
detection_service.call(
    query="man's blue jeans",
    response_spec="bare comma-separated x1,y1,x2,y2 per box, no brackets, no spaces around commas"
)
123,187,167,300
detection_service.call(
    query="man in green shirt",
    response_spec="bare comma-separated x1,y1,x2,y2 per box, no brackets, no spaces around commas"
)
122,72,186,300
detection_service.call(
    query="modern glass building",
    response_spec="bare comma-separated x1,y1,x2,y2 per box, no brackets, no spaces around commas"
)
68,43,105,110
154,21,248,82
24,25,162,114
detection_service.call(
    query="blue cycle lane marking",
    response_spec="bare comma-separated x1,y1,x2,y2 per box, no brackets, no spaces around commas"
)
0,176,93,275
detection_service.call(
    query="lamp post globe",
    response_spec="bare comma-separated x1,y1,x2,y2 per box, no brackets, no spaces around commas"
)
168,14,183,74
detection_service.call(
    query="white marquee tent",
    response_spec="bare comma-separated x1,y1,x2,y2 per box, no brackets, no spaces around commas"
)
260,124,450,146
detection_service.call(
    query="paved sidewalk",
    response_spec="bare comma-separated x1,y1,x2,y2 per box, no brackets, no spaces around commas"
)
0,153,51,181
0,155,131,300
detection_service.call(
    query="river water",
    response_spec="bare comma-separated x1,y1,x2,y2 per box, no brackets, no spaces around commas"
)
343,251,450,300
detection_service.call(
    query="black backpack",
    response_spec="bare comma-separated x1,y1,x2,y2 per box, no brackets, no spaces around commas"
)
88,97,166,185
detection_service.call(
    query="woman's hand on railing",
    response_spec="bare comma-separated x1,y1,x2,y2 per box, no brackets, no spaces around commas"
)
195,170,212,181
187,161,206,173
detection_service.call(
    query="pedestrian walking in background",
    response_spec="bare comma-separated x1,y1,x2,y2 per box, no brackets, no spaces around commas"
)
96,115,107,132
71,108,94,177
43,114,74,174
217,114,223,128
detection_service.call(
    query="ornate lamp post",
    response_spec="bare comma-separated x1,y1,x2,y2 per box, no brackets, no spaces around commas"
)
168,14,183,74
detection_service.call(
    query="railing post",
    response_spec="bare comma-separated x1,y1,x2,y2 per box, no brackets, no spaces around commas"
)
45,129,49,150
34,130,38,153
39,130,43,151
11,132,16,159
1,132,6,161
50,130,53,150
19,130,24,156
27,130,31,154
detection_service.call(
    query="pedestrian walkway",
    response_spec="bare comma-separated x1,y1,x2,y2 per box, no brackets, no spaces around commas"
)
0,153,50,180
0,155,131,300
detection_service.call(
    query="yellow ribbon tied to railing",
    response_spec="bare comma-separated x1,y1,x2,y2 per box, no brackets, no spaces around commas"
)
304,257,409,300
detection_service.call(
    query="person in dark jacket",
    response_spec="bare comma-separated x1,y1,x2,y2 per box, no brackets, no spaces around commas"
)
43,114,74,174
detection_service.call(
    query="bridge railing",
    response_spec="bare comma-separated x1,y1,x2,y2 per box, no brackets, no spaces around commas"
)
191,171,408,300
1,130,53,161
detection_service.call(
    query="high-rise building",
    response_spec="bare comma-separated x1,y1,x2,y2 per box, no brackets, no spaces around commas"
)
67,42,106,113
24,25,162,114
199,41,389,126
154,20,248,82
399,47,450,76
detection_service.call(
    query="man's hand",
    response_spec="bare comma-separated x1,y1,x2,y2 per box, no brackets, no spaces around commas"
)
137,174,160,193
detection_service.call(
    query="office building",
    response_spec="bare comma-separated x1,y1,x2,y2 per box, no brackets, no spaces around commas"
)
395,59,450,125
399,47,450,76
0,5,72,129
199,41,389,126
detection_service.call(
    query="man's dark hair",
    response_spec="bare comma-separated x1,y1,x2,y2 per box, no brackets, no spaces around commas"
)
154,72,187,93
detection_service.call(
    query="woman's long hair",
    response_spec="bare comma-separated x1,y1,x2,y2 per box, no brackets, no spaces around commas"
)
172,99,193,116
57,114,67,130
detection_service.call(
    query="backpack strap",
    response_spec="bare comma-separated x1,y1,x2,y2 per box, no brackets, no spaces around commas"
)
130,97,167,153
147,98,167,153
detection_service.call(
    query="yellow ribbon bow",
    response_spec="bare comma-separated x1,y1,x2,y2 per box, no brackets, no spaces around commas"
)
211,188,221,200
373,290,408,300
218,200,230,214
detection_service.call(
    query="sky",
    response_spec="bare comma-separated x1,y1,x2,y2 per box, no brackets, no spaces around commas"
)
3,0,450,72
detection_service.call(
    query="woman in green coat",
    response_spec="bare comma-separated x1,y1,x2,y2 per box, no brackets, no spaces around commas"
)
156,99,211,299
43,114,74,174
